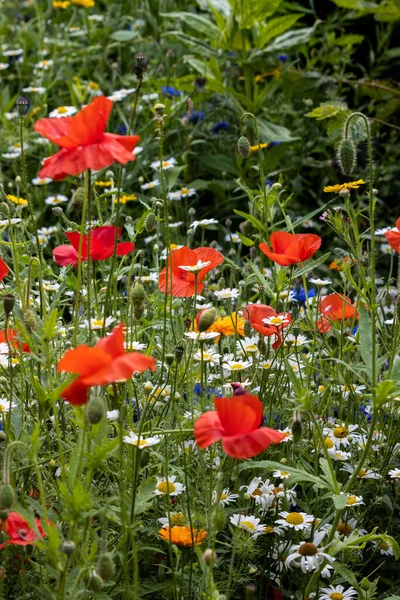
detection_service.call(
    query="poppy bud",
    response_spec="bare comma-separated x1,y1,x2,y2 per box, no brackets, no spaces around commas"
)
71,187,85,210
87,396,105,425
338,138,356,175
203,548,216,566
175,345,184,364
0,509,9,520
257,337,266,356
60,540,75,556
131,281,145,307
291,411,302,442
3,294,14,317
90,572,104,591
52,206,63,216
240,220,254,236
197,307,217,332
165,353,175,367
217,277,226,291
243,320,251,337
145,212,156,232
0,484,15,509
250,247,258,259
16,97,29,116
23,308,37,333
96,552,115,582
237,136,251,159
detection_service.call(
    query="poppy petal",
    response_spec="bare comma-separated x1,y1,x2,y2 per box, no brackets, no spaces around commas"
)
61,378,90,405
96,323,125,358
116,241,135,256
384,229,400,253
193,247,224,279
52,245,80,266
57,346,112,376
222,427,285,459
194,411,223,449
214,395,262,435
259,245,300,266
159,268,204,297
81,352,156,385
0,258,9,282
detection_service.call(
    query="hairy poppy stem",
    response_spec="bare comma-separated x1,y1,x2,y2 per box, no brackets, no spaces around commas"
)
73,171,89,347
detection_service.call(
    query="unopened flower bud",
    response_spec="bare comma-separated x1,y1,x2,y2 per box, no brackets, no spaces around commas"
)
203,548,216,566
60,540,75,556
360,577,370,590
240,220,254,236
86,396,105,425
96,552,115,582
0,432,6,443
144,381,153,394
16,97,29,116
165,353,175,367
145,212,156,232
4,294,14,317
90,572,104,591
52,206,63,216
175,345,184,364
257,337,266,356
188,207,196,217
23,308,37,333
243,320,251,337
372,188,378,196
71,187,85,210
225,218,232,228
339,188,350,198
131,280,145,307
291,411,302,442
0,484,15,510
338,138,356,175
106,170,114,180
280,457,287,464
272,182,282,190
197,307,217,332
237,135,251,159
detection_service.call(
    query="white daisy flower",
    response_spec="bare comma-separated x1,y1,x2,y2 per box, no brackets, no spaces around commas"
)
107,410,120,421
309,277,332,286
3,48,23,57
123,431,160,448
2,152,20,159
167,187,196,201
340,463,382,480
0,63,9,70
225,232,240,243
213,488,239,506
238,336,259,356
214,288,239,300
319,584,357,600
193,348,221,365
154,475,185,496
323,423,358,448
240,477,265,502
372,539,395,556
0,398,17,412
223,359,252,372
191,218,219,231
388,468,400,479
230,514,266,537
345,494,364,507
32,177,52,185
150,157,177,170
81,316,116,329
22,86,47,94
285,531,334,573
285,334,308,346
35,59,53,70
45,194,68,205
158,511,185,527
277,428,293,442
184,331,219,341
48,106,78,118
179,260,211,273
275,511,314,531
140,179,160,190
4,112,18,120
0,219,22,226
125,341,147,351
272,470,291,480
336,517,367,537
262,314,290,327
329,449,351,461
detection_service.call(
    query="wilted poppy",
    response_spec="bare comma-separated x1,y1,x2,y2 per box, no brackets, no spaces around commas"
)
243,304,291,349
53,226,134,266
194,395,285,459
260,232,321,267
159,246,223,297
0,512,46,550
317,293,357,333
34,96,139,180
384,218,400,253
57,323,156,404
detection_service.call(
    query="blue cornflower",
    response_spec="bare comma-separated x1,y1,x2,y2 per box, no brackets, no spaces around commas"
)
211,121,229,134
194,383,222,398
161,86,182,98
292,286,317,304
278,54,288,62
186,110,205,124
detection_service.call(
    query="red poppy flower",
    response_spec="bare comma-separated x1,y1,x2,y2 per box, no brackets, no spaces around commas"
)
259,232,322,267
34,97,139,180
0,512,45,550
57,323,156,405
317,293,357,333
384,218,400,253
0,259,8,282
53,226,134,266
243,304,291,349
0,329,30,353
194,395,285,459
159,246,224,297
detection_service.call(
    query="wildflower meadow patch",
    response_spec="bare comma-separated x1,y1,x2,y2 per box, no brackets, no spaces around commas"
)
0,0,400,598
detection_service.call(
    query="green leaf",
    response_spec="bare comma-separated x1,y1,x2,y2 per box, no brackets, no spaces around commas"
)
255,27,314,54
305,101,347,120
233,209,264,232
257,14,302,48
335,33,364,45
320,458,341,493
233,0,283,28
292,252,331,278
257,119,298,142
161,12,221,40
240,460,335,491
333,562,359,588
109,30,139,42
43,308,60,341
332,493,348,509
198,154,238,174
359,304,375,380
134,476,157,515
236,232,254,246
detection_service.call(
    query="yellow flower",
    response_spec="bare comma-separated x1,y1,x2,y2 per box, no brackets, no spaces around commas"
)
249,143,268,153
7,194,28,207
71,0,94,7
114,194,137,204
53,0,70,7
159,526,207,547
88,81,100,91
95,180,113,187
323,179,365,193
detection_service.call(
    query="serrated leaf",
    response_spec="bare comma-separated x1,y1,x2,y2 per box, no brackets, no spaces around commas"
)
161,12,221,40
43,308,60,341
306,101,347,120
234,0,283,28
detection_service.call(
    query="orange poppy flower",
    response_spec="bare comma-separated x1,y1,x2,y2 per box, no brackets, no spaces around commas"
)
34,97,139,180
259,232,321,267
0,259,8,282
0,329,30,353
57,323,156,404
0,512,46,550
159,246,224,297
195,395,285,459
243,304,291,349
384,218,400,253
159,525,207,547
317,293,358,333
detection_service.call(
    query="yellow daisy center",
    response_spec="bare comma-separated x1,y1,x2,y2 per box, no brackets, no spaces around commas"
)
285,512,304,525
171,513,185,526
251,489,262,497
337,523,352,536
157,481,176,494
138,440,148,447
325,437,334,449
220,493,227,500
330,594,344,600
347,496,357,505
359,469,367,477
92,319,104,327
333,426,349,438
241,521,256,531
0,403,7,411
181,188,190,194
263,526,274,534
57,106,68,114
379,541,389,551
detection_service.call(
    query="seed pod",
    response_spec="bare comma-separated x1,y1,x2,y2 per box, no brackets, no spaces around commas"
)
3,294,14,317
175,345,184,364
71,187,85,211
87,396,105,425
96,552,116,582
0,484,15,509
16,97,29,116
145,212,156,232
237,136,251,159
52,206,63,216
60,540,75,556
197,307,217,332
338,138,356,175
133,53,149,79
90,572,104,591
23,308,37,333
